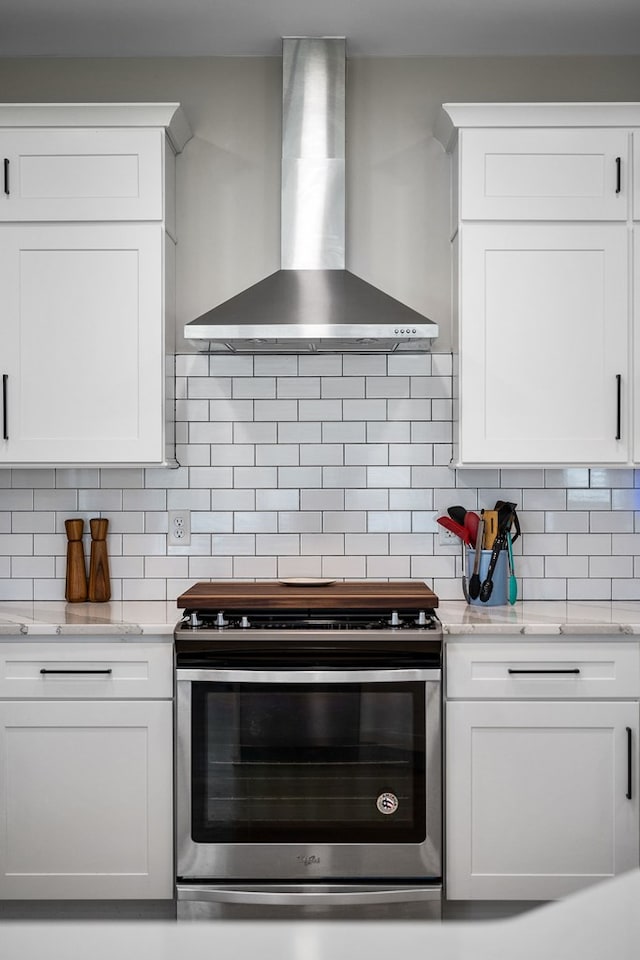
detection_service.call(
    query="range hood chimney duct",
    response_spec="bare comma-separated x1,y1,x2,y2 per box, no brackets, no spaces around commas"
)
185,37,438,354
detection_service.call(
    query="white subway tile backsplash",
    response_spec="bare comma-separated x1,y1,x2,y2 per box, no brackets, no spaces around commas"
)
234,422,278,444
123,534,167,556
189,422,234,444
278,511,322,533
277,377,320,399
233,378,276,399
2,352,640,603
567,489,612,510
368,512,411,532
192,512,233,533
345,489,388,510
210,355,253,377
322,556,367,578
367,377,410,399
323,512,367,533
342,355,386,376
545,556,589,578
589,555,633,578
323,466,368,488
234,512,278,533
189,377,232,399
368,421,411,443
300,444,344,466
343,399,387,421
345,445,388,466
255,400,298,422
301,489,345,511
367,555,411,578
321,377,364,399
234,557,278,579
12,556,55,578
545,511,589,533
255,356,298,376
323,422,366,443
299,355,342,376
279,422,323,443
256,534,300,555
367,466,411,488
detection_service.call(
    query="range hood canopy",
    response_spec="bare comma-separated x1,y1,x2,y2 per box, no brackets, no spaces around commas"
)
185,37,438,354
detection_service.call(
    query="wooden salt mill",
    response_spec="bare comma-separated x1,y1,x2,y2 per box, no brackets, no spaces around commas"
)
64,518,88,603
88,518,111,602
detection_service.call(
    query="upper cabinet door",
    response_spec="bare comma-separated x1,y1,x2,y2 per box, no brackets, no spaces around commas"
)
0,129,164,222
458,222,629,465
459,129,629,221
0,223,165,466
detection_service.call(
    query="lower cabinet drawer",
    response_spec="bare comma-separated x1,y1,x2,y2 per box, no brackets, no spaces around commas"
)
446,640,640,699
0,642,173,699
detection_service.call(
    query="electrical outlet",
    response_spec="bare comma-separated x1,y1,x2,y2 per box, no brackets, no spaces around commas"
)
438,523,458,547
168,509,191,546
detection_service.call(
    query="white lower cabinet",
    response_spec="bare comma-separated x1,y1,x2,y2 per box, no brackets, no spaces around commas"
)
446,700,639,900
445,640,640,901
0,642,173,899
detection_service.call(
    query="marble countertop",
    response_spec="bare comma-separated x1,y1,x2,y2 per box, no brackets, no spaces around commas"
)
1,869,639,960
3,596,640,637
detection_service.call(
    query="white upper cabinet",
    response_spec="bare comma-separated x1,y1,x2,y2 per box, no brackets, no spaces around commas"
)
437,103,640,467
0,128,165,221
459,222,629,464
459,128,629,221
0,103,191,467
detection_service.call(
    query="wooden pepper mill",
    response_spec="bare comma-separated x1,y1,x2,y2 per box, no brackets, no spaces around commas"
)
64,518,88,603
88,518,111,602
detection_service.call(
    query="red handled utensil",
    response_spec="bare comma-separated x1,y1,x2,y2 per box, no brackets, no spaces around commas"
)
436,515,472,545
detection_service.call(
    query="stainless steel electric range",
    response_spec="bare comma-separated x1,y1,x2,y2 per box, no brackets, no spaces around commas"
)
174,581,442,920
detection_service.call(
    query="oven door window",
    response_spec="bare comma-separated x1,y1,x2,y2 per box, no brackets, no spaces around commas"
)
190,681,426,844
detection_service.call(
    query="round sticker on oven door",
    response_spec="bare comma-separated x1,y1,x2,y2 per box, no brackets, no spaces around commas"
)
376,792,399,815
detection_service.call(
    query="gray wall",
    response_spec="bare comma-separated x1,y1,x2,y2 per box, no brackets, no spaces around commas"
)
2,55,640,351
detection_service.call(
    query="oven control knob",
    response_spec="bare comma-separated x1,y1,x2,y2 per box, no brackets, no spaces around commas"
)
416,610,427,626
188,611,202,628
240,615,250,629
215,611,228,628
389,610,401,627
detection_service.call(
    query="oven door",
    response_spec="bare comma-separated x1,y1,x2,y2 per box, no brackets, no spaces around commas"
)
176,667,440,884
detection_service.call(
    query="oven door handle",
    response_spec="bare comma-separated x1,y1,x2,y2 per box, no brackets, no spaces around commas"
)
177,883,441,907
177,667,440,684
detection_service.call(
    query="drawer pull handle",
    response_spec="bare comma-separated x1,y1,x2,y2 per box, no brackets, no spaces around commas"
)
627,727,633,801
507,668,581,675
2,374,7,441
39,668,113,675
3,158,8,196
615,156,622,194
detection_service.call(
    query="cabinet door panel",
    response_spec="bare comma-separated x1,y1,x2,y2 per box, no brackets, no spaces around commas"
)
0,223,164,464
0,699,172,899
0,129,163,221
460,128,629,220
459,223,629,464
446,700,639,900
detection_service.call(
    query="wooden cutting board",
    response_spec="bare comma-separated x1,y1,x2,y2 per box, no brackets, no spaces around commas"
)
177,580,439,611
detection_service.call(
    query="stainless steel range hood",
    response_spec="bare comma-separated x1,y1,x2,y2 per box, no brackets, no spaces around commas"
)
185,37,438,354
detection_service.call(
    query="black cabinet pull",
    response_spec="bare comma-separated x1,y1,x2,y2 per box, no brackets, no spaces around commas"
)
615,156,621,194
39,668,113,675
2,374,7,441
616,374,622,440
626,727,633,800
3,158,8,195
507,668,580,675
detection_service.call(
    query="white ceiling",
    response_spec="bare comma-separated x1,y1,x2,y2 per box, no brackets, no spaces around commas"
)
3,0,640,58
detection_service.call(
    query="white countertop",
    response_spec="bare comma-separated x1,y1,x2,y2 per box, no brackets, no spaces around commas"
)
1,869,639,960
4,598,640,637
